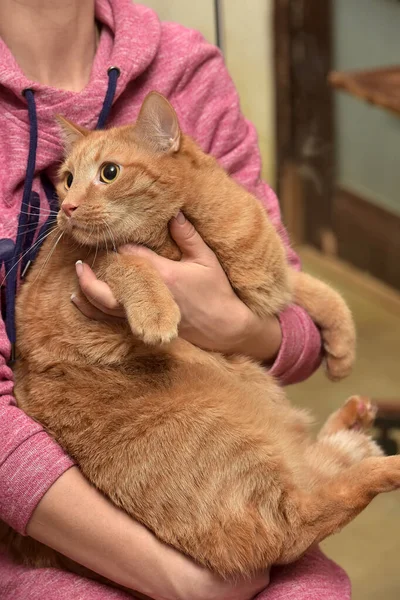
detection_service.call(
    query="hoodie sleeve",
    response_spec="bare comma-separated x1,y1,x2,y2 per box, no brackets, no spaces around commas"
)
0,313,74,534
173,30,322,385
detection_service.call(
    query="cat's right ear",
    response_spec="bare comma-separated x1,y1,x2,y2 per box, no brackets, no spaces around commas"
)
56,116,89,153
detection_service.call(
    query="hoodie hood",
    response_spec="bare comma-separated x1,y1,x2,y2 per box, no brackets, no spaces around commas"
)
0,0,161,200
0,0,161,128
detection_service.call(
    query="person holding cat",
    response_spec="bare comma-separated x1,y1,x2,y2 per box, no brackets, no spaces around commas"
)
0,0,350,599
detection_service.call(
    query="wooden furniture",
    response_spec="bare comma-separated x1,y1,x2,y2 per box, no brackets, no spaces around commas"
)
374,399,400,456
329,65,400,116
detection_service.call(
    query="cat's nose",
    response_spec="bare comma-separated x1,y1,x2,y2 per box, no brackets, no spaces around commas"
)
61,202,78,218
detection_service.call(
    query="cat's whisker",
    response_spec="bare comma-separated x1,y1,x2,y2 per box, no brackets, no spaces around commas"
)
17,207,58,213
15,224,53,238
0,228,59,287
83,223,98,252
12,219,58,242
85,222,94,244
91,226,100,269
30,231,65,290
102,228,109,257
16,218,56,229
16,210,58,219
104,222,117,253
31,231,65,309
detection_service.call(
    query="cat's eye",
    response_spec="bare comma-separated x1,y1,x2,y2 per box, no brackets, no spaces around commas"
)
100,163,120,184
64,172,73,190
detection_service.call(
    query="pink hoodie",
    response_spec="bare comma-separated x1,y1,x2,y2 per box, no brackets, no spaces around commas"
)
0,1,348,598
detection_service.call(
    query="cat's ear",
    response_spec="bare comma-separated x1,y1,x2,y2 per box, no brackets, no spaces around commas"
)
56,116,89,152
134,92,181,153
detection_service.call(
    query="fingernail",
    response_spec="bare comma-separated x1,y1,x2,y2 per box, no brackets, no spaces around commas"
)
175,211,185,224
75,260,83,277
70,293,77,303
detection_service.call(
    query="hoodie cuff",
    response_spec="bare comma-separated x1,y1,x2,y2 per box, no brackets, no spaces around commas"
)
0,430,75,534
269,305,323,386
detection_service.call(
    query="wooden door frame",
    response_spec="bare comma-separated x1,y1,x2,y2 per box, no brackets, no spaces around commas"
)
273,0,400,290
273,0,335,253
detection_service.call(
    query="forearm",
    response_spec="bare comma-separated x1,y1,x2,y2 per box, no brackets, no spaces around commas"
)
216,301,322,385
27,467,172,597
27,467,269,600
224,303,282,363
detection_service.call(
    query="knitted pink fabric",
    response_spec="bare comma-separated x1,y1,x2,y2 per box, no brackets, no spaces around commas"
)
0,1,343,598
0,547,350,599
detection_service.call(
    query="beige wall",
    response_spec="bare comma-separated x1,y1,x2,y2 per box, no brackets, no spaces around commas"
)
140,0,216,45
223,0,275,186
140,0,276,186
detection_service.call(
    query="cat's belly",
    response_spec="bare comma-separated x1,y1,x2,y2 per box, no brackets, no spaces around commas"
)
13,339,311,487
13,349,311,573
14,268,313,503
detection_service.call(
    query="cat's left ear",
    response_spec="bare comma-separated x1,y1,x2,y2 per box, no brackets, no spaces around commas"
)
56,115,90,153
134,92,181,153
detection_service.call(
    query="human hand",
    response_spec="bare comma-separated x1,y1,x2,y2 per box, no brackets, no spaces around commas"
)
73,213,282,362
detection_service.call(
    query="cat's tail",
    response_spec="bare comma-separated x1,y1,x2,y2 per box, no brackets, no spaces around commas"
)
289,270,356,381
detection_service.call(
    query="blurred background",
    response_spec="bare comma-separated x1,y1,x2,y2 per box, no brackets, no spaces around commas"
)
141,1,400,598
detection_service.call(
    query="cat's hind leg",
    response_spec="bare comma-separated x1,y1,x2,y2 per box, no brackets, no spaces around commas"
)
300,396,382,496
316,395,383,468
319,395,377,438
275,396,392,564
278,454,400,565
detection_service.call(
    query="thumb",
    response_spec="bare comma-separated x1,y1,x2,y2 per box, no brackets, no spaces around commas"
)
170,212,213,263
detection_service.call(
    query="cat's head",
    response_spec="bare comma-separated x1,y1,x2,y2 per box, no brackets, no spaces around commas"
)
56,92,191,248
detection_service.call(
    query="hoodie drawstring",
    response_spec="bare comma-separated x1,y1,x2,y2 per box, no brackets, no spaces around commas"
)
1,67,120,360
4,89,38,357
96,67,120,129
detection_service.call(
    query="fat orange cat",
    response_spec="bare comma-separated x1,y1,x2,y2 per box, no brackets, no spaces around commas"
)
2,92,399,582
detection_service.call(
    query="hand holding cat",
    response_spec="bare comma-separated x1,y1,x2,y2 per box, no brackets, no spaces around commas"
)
73,213,282,362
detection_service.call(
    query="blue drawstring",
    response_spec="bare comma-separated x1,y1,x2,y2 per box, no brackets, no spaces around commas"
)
1,67,120,360
96,67,120,129
20,191,40,275
22,174,62,271
4,89,38,356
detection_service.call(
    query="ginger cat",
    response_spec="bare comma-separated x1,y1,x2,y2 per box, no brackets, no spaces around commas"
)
2,92,399,583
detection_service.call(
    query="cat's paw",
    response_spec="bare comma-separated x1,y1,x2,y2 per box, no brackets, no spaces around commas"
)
323,328,356,381
320,396,380,460
339,395,378,431
127,299,181,346
325,352,354,381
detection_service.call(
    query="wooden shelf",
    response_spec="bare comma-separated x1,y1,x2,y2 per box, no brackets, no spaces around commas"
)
329,66,400,116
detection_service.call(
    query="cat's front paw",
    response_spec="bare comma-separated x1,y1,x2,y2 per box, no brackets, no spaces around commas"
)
323,327,356,381
103,255,181,346
127,299,181,346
